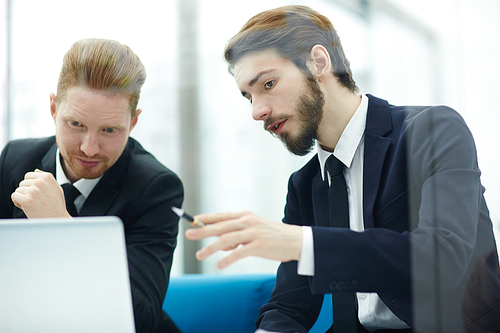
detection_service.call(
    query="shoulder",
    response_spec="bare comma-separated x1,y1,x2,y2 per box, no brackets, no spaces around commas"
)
399,105,472,144
366,94,466,137
1,136,55,165
367,97,472,151
126,138,177,173
3,136,55,154
398,104,465,126
121,138,182,188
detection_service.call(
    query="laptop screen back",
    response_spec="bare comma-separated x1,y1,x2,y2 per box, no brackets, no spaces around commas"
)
0,216,136,333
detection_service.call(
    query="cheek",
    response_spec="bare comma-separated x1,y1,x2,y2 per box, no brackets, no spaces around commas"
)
101,133,129,159
275,83,301,111
56,125,81,150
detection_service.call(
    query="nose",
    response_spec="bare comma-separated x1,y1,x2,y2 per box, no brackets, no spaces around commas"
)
252,98,272,121
80,132,100,157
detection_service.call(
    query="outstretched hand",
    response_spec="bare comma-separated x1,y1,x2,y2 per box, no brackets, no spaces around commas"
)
185,210,302,269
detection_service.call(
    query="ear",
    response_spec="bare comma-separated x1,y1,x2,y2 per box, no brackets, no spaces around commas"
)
130,108,142,130
306,45,331,81
50,93,57,121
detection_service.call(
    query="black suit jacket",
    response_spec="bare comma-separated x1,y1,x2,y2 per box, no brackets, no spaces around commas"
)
0,136,184,333
257,95,498,332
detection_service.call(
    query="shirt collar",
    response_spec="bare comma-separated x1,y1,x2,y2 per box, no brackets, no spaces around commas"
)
317,93,368,181
56,148,101,198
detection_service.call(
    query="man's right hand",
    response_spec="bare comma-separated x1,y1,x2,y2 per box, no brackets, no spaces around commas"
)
11,169,72,218
185,210,303,269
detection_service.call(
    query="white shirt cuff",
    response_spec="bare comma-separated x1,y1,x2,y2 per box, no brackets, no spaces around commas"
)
297,226,314,276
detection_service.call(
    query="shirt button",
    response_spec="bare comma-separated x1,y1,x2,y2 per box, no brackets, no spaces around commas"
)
358,293,367,299
346,187,350,194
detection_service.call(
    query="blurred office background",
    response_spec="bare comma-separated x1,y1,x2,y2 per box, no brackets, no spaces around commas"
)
1,0,499,276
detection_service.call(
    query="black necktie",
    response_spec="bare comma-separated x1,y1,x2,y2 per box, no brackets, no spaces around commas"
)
62,183,80,217
325,155,357,333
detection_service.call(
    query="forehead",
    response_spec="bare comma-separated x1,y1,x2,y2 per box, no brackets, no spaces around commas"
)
234,49,297,89
58,87,131,125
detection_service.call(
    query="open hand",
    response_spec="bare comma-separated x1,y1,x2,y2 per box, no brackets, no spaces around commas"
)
185,210,302,269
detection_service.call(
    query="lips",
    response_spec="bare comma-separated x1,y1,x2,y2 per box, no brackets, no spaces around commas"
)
267,119,287,135
76,157,101,168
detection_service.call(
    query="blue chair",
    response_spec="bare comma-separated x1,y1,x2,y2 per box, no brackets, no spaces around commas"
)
163,273,333,333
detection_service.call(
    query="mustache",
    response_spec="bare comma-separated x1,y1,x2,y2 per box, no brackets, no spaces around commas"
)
71,152,109,163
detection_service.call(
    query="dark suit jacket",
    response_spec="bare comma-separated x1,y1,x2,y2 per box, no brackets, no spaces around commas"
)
0,136,184,333
257,95,498,332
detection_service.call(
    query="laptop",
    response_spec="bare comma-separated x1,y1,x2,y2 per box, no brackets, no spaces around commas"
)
0,216,136,333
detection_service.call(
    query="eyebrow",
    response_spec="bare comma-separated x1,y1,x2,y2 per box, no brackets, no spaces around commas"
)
241,69,277,98
65,115,126,129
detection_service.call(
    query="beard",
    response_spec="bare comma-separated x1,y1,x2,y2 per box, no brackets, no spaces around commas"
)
56,138,112,180
65,152,110,179
266,75,325,156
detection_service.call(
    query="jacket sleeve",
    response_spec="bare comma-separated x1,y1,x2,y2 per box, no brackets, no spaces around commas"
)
124,170,183,333
257,173,324,333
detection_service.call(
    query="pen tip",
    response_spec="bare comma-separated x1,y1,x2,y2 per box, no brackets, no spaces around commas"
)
171,206,183,216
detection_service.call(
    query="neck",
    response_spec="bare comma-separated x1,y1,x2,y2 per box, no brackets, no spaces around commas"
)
316,84,361,152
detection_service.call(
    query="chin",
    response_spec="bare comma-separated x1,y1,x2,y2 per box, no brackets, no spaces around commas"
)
73,166,108,180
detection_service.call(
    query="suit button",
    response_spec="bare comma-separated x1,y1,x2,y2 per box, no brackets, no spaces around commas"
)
338,282,348,291
329,281,339,291
329,281,346,291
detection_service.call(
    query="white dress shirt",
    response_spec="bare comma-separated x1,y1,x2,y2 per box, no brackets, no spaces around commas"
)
297,94,410,331
56,149,101,213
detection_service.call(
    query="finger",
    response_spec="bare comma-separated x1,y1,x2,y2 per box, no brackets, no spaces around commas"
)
185,226,213,240
194,210,251,224
215,244,256,269
185,218,244,240
18,179,35,188
24,171,45,180
13,186,29,195
195,230,251,260
221,244,239,251
11,192,23,209
24,169,50,180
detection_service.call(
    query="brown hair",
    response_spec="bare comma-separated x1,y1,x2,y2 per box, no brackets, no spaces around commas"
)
56,38,146,116
224,5,357,92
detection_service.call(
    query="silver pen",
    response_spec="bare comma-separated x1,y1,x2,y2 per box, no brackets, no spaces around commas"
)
171,206,206,227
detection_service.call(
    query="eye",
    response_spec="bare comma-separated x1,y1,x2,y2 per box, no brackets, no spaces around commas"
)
103,128,115,134
264,80,275,90
70,120,82,127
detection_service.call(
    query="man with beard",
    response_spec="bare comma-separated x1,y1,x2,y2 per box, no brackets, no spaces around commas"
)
185,5,499,333
0,38,184,333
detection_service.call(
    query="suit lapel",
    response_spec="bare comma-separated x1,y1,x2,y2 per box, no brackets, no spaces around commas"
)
312,172,329,227
41,141,58,176
79,177,121,216
363,95,393,229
